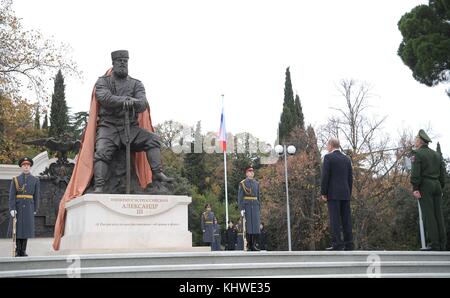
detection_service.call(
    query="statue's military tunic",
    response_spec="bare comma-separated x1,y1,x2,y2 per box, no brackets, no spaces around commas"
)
211,223,221,251
411,144,447,250
238,178,261,235
236,221,244,250
94,75,161,164
201,210,215,243
8,173,40,239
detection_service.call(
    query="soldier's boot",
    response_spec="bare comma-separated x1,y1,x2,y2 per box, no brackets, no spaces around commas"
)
252,235,260,251
246,234,252,251
147,148,175,183
93,160,109,193
15,239,21,257
21,239,28,257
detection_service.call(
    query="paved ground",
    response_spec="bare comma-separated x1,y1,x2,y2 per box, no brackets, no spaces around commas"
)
0,238,55,257
0,238,211,257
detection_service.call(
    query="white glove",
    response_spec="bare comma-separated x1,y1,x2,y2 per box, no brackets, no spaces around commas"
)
10,210,17,217
241,210,245,217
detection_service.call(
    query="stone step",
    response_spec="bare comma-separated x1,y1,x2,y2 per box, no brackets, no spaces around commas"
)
1,261,450,278
1,251,450,272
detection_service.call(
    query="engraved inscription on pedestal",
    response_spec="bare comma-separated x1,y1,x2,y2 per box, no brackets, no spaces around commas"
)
60,194,192,252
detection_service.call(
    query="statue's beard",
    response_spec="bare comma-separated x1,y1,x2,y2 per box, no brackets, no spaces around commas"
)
113,67,128,78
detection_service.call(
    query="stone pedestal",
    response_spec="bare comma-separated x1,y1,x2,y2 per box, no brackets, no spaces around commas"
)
60,194,192,252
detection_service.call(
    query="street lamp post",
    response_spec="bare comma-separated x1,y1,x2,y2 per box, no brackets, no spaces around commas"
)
275,144,296,251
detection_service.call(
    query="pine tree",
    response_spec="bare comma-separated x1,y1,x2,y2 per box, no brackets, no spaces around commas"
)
42,113,49,130
294,94,305,130
278,67,296,144
49,70,70,137
34,104,40,130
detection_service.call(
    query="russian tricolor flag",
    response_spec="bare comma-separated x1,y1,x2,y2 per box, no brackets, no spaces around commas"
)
218,104,227,152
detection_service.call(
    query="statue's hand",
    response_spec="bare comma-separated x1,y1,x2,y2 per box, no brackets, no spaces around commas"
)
123,97,132,109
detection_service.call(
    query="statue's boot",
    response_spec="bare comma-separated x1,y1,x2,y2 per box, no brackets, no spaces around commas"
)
94,160,109,193
147,148,175,183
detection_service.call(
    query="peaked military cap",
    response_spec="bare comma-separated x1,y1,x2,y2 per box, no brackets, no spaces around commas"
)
245,166,254,173
111,50,129,61
417,129,432,143
18,157,33,167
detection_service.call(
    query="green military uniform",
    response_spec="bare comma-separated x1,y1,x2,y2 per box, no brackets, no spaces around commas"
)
410,130,447,251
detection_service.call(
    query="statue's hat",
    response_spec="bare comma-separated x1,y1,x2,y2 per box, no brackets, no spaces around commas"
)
111,50,129,60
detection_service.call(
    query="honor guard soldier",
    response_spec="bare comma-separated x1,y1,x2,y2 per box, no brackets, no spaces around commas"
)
8,157,40,257
211,217,222,251
238,167,261,251
201,203,215,248
411,130,447,251
236,218,244,250
224,220,237,250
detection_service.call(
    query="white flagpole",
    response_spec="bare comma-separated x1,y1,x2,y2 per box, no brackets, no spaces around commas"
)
222,94,229,225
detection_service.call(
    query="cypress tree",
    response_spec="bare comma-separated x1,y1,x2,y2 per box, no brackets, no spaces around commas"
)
278,67,296,144
49,70,70,137
42,113,49,130
294,94,305,130
34,104,41,130
184,121,207,193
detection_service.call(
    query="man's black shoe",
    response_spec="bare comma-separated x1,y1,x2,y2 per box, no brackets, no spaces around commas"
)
326,246,343,251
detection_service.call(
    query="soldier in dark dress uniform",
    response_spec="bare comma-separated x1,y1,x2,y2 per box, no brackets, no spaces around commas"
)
411,130,447,251
201,203,215,248
8,157,40,257
212,217,221,251
93,50,173,192
236,218,244,250
224,220,237,251
238,167,261,251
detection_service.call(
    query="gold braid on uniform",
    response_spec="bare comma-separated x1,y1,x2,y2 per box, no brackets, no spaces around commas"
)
240,179,253,196
15,176,27,193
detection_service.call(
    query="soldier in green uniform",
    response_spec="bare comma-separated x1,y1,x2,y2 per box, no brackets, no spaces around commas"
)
410,129,447,251
8,157,40,257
